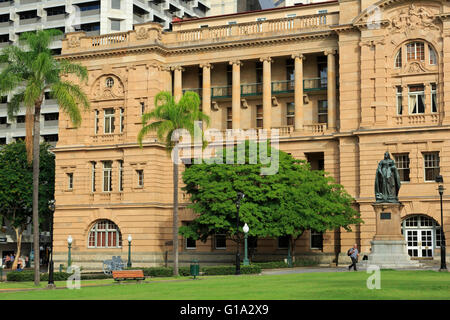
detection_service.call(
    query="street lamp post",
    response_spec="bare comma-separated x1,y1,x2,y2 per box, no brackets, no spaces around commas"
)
435,175,447,272
127,235,132,268
47,200,55,288
67,235,73,268
235,192,245,275
243,223,250,266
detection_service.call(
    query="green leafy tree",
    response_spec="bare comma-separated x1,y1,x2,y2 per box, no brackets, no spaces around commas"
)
0,141,55,270
0,29,90,285
180,140,362,261
138,91,209,276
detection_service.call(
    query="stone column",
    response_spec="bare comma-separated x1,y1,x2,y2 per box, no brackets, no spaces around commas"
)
424,82,432,114
401,85,408,115
173,66,184,102
292,54,305,131
325,50,337,130
260,57,273,130
201,63,212,129
230,60,242,129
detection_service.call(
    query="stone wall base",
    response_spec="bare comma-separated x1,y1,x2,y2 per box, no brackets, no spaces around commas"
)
357,240,421,269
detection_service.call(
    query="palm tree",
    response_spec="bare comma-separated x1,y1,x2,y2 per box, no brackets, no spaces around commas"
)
0,30,90,286
138,91,209,276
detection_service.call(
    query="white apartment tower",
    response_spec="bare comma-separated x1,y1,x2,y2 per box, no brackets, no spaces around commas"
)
0,0,210,146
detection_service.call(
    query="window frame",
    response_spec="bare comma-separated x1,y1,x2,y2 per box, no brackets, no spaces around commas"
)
214,234,227,250
393,153,410,183
310,230,323,250
406,42,425,62
423,152,440,182
431,83,437,113
88,220,122,249
408,85,425,114
318,100,328,124
136,169,144,188
104,108,115,134
103,161,113,192
67,173,74,190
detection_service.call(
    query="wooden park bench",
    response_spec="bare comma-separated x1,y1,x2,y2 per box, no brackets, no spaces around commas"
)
112,270,145,283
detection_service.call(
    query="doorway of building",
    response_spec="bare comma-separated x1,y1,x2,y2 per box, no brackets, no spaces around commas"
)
402,215,441,258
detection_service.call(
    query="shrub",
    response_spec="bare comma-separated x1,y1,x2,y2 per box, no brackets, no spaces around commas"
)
7,271,34,282
201,265,261,276
7,271,111,282
7,271,71,282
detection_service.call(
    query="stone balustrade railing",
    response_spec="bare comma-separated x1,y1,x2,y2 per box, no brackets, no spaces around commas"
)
305,123,327,134
393,114,439,125
62,12,338,52
176,12,336,43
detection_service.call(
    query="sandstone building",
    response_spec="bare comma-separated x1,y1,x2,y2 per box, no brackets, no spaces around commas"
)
53,0,449,269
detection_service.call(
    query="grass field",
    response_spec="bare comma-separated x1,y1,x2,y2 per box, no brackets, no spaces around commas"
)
0,270,449,300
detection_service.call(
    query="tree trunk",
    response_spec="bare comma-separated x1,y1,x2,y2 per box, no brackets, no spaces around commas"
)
291,236,297,263
173,147,179,276
32,103,41,286
12,228,23,270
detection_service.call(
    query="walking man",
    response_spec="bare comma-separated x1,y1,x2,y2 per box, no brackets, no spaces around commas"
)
348,244,359,271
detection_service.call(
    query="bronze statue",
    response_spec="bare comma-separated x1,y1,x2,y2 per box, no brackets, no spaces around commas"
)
375,152,401,203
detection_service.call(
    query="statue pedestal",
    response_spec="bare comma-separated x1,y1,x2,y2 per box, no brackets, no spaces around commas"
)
359,202,421,269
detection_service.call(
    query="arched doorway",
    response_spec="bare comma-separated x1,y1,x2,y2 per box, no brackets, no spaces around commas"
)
401,215,442,258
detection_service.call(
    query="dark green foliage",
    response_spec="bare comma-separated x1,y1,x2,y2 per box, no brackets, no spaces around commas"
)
180,140,362,258
0,141,55,230
200,265,261,275
7,271,112,282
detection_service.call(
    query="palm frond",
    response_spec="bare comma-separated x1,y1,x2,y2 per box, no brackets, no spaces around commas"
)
51,81,90,128
6,92,25,119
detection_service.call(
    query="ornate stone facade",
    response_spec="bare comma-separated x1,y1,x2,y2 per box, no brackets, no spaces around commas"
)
53,0,450,269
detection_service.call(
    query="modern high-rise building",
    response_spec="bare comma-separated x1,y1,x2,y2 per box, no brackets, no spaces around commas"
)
208,0,331,16
0,0,210,262
0,0,210,148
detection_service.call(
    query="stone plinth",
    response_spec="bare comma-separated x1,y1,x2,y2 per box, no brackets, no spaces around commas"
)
372,202,404,241
359,202,421,269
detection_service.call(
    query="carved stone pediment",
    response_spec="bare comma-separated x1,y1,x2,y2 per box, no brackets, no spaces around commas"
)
92,75,125,101
404,61,428,74
388,4,440,34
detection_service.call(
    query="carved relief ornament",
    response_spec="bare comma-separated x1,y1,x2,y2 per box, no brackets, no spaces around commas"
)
389,4,440,34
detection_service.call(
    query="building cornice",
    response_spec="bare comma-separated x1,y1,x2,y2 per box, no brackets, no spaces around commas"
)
59,31,338,61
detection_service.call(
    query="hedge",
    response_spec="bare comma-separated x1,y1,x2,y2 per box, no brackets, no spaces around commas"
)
201,265,261,275
7,271,112,282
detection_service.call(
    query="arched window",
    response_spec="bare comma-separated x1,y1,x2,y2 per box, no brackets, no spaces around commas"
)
429,45,437,65
394,49,402,68
394,41,438,69
407,42,425,61
88,220,122,248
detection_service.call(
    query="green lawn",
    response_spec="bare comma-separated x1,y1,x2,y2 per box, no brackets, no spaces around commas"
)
0,271,449,300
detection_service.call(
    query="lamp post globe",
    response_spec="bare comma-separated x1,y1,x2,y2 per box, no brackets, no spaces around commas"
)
243,223,250,266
